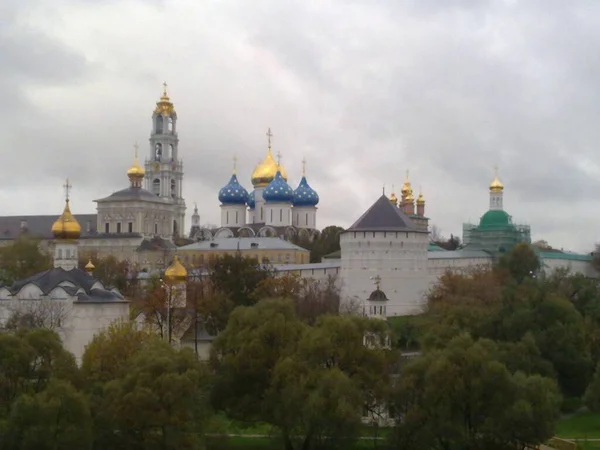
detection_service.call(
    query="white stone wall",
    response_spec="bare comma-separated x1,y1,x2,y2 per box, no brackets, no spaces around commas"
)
264,203,292,227
96,199,175,238
541,257,597,277
253,187,266,223
339,230,430,317
292,206,317,229
220,205,247,228
427,255,493,281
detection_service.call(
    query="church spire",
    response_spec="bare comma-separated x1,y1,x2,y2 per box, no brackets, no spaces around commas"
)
50,179,81,270
489,165,504,211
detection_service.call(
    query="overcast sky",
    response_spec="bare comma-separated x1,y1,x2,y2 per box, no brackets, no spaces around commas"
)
2,0,600,252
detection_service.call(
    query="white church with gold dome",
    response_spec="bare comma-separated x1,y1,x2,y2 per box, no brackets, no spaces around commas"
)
189,128,321,242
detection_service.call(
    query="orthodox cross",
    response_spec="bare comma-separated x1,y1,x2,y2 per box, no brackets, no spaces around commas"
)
63,178,72,201
372,275,382,290
162,81,168,96
233,155,238,174
302,157,306,176
382,183,385,195
134,142,139,159
276,151,282,165
493,164,499,177
405,169,410,181
266,128,273,148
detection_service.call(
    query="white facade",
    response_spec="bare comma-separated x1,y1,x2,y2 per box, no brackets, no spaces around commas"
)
293,206,317,229
220,204,247,228
264,203,292,227
96,198,176,238
53,240,79,270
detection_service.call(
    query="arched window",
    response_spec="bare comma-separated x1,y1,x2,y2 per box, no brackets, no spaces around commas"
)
152,179,160,196
167,117,173,132
173,220,178,236
169,144,174,160
170,179,176,198
156,116,164,134
154,143,162,161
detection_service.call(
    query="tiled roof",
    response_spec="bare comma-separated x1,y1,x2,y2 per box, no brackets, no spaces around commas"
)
179,237,309,252
347,195,421,232
0,214,97,240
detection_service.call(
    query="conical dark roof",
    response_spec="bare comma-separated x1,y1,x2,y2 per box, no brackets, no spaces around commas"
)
348,195,422,232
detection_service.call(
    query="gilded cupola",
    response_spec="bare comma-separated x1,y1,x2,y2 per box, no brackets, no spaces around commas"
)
51,180,81,240
489,165,504,193
389,185,398,206
85,258,95,273
127,143,145,184
164,255,187,282
401,170,412,198
251,128,288,187
416,191,425,205
154,82,175,116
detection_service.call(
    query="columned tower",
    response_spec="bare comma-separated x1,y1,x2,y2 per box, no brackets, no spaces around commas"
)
145,83,186,237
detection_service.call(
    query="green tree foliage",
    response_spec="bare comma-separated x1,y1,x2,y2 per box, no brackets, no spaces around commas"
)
5,379,92,450
209,254,271,307
0,237,52,285
497,242,541,283
79,254,134,294
96,341,209,450
211,299,392,450
391,335,561,450
292,226,344,262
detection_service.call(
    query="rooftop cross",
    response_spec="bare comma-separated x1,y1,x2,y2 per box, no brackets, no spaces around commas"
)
405,169,410,181
233,155,238,174
63,178,72,201
302,157,306,177
493,164,499,177
382,183,385,195
266,128,273,148
276,150,282,166
372,275,382,290
134,142,139,159
162,81,168,96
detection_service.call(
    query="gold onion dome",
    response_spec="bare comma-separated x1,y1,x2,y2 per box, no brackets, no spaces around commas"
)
389,191,398,205
405,191,415,203
127,143,145,180
417,192,425,205
52,199,81,240
85,258,95,272
154,82,175,115
251,129,288,187
164,255,187,282
490,174,504,193
401,170,412,196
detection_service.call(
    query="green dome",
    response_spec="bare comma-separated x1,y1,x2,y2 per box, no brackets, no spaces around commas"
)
479,210,512,228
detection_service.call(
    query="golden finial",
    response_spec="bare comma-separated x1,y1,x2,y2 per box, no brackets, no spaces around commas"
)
85,258,95,273
417,186,425,205
401,170,412,197
127,142,145,179
233,155,238,174
63,178,72,201
52,179,81,240
490,164,504,193
266,128,273,149
162,81,168,98
155,81,175,115
302,157,306,177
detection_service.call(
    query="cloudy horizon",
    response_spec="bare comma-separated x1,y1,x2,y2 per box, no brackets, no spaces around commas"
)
2,0,600,252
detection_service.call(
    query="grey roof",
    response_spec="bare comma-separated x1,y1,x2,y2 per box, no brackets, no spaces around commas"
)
95,186,165,203
179,237,309,252
8,267,126,303
273,260,342,271
0,214,98,240
427,250,492,260
347,195,421,232
137,236,177,251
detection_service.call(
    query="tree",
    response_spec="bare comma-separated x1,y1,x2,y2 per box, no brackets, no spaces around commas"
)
97,341,210,450
186,277,234,337
5,299,69,331
79,254,134,295
390,335,561,450
0,236,52,284
498,243,541,283
5,379,92,450
309,226,344,263
211,299,393,450
209,254,270,307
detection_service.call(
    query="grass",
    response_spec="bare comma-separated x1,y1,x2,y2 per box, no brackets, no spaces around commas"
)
557,411,600,440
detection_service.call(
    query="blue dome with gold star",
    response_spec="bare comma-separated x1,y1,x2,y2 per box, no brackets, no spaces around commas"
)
293,176,319,207
263,170,294,203
247,190,256,209
218,174,249,205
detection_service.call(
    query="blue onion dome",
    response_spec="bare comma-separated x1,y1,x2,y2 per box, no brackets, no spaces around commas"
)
293,176,319,207
263,170,294,203
247,190,256,209
218,174,249,205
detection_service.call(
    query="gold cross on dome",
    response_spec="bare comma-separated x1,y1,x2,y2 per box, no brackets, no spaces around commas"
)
162,81,168,95
134,142,139,159
276,151,282,165
63,178,72,201
233,155,238,174
493,164,499,176
266,128,273,148
302,157,306,176
372,275,381,290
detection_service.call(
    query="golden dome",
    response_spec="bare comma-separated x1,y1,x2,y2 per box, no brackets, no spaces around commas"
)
127,143,145,180
52,199,81,240
164,255,187,282
490,165,504,193
416,192,425,205
251,147,288,187
389,191,398,206
85,258,95,272
401,170,412,197
154,82,175,116
405,191,415,203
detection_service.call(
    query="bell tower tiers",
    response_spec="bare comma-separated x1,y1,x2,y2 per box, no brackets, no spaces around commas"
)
145,82,186,237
